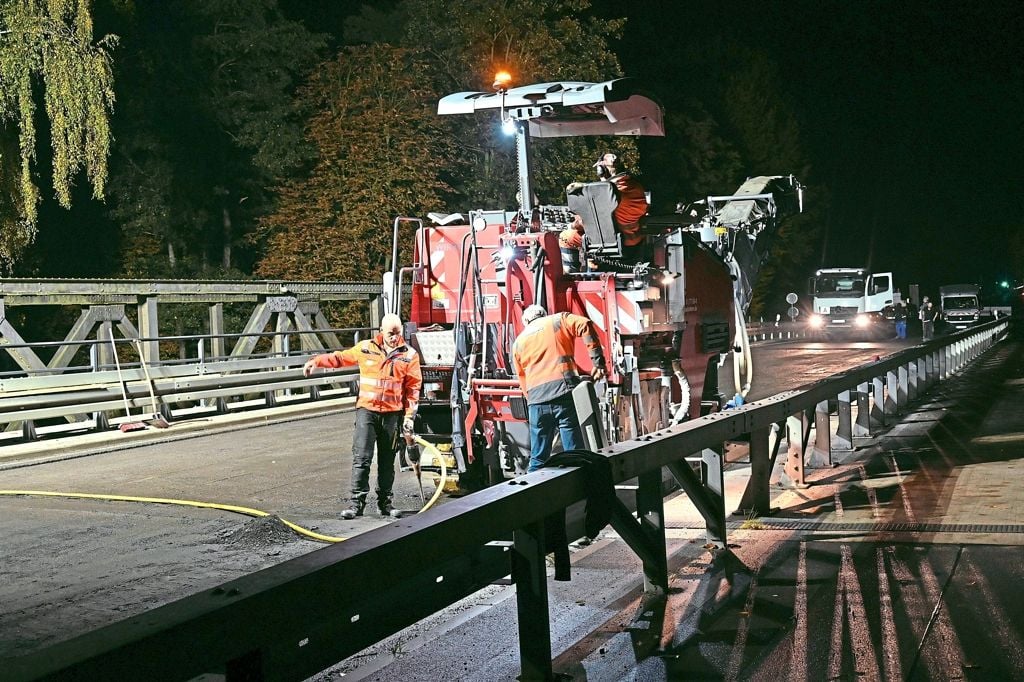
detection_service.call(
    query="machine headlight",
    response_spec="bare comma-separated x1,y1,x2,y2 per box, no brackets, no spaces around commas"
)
808,314,824,329
854,314,871,328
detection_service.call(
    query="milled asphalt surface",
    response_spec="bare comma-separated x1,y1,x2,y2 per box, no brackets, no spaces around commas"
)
2,334,1023,679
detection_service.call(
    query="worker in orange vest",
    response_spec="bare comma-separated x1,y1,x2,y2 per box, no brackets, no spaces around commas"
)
512,305,606,472
304,313,422,518
563,152,649,264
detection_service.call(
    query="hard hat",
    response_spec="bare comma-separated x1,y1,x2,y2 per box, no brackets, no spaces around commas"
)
522,304,547,324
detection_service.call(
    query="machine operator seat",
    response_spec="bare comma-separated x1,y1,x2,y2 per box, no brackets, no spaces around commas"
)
566,181,622,258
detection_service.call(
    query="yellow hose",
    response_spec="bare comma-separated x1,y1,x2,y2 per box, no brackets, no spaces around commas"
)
413,435,446,513
0,438,449,542
0,489,347,543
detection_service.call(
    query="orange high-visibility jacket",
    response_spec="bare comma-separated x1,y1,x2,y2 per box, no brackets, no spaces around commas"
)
310,334,421,418
512,313,605,405
611,173,647,247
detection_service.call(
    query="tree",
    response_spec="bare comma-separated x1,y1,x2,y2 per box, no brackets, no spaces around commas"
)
400,0,631,209
105,0,326,277
0,0,116,271
254,45,460,288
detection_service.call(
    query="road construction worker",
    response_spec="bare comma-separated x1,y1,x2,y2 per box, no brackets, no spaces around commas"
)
920,297,940,341
564,152,649,265
511,305,606,472
303,313,421,519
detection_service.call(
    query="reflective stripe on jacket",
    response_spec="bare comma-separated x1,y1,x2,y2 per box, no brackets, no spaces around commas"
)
512,312,604,405
310,334,422,418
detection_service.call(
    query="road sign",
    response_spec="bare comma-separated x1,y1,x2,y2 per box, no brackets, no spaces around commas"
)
788,306,800,321
786,292,799,305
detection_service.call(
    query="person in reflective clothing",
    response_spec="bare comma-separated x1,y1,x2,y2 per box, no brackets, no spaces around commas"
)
512,305,606,472
304,314,422,518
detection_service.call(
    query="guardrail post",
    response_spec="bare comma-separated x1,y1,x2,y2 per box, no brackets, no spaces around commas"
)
872,374,888,428
701,446,726,547
919,353,929,391
735,425,774,515
635,468,670,591
884,369,898,420
908,359,919,401
782,411,809,488
854,382,871,438
897,363,909,412
835,390,854,451
939,347,948,380
512,520,553,681
809,399,832,467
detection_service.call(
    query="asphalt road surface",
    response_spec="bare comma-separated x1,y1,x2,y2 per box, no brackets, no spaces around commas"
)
0,337,914,663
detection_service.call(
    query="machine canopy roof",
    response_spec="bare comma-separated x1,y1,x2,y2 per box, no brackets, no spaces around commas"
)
437,78,664,138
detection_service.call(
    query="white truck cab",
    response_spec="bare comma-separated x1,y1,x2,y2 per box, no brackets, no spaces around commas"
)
807,267,895,338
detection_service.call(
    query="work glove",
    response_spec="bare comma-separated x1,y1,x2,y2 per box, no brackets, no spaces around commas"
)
302,359,317,377
591,366,606,382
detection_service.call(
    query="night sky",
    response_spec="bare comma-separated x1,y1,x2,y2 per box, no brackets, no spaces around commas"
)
615,0,1023,300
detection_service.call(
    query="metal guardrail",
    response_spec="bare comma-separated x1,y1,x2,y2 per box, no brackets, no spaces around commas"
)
4,318,1009,681
745,321,809,342
0,331,367,442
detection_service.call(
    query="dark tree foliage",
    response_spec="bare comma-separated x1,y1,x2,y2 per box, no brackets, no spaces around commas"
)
105,0,326,278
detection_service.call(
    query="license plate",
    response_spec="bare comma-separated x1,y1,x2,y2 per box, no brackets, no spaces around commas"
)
832,319,845,324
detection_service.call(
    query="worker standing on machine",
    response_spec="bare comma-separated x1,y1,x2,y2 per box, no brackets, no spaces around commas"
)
303,313,422,519
512,305,606,472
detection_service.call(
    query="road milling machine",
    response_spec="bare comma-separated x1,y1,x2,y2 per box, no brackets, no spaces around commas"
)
386,78,804,491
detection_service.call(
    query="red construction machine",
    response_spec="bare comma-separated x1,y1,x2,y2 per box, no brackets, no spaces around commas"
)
386,78,804,490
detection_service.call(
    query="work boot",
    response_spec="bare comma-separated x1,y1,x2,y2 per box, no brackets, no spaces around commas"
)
341,500,365,520
377,496,402,519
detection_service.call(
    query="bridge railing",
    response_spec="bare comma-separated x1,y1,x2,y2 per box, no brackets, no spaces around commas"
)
0,277,389,442
0,330,368,441
4,317,1010,681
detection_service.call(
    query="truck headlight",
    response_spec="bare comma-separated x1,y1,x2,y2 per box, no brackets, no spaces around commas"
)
808,314,824,329
854,314,871,328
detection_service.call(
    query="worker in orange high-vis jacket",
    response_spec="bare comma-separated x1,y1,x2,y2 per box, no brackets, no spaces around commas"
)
512,305,606,472
304,313,422,519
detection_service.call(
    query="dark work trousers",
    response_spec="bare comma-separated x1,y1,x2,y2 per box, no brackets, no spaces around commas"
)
350,407,403,506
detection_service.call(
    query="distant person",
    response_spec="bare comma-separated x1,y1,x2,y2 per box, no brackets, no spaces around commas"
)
512,305,606,472
920,297,939,341
303,314,422,519
894,301,908,339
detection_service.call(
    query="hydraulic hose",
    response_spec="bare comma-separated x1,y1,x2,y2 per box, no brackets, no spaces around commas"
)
0,441,449,544
413,435,447,513
732,295,754,402
0,489,347,543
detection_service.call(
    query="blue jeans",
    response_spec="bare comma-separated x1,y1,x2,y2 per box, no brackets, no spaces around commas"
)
527,393,584,472
895,320,907,338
